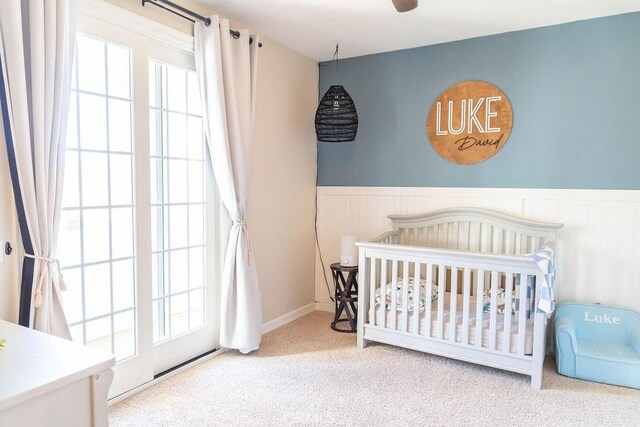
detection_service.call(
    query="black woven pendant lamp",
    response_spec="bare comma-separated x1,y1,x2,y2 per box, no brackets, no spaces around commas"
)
315,45,358,142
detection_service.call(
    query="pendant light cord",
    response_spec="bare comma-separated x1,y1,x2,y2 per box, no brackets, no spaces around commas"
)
315,142,334,303
319,43,340,74
315,42,343,305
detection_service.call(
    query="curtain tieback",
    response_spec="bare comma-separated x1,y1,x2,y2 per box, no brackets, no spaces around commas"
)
234,221,253,264
24,253,67,308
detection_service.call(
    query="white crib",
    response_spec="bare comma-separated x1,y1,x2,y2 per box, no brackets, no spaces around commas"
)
356,207,562,389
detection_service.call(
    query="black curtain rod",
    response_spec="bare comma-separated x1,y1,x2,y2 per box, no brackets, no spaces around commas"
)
141,0,262,47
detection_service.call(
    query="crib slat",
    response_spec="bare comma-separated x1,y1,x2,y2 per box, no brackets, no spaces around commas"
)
480,224,490,253
444,224,449,248
517,274,528,355
442,223,448,248
521,235,529,254
437,264,446,339
413,262,421,334
369,257,377,327
489,270,499,350
462,267,471,345
503,272,513,353
465,221,471,251
506,231,515,255
450,222,455,249
530,236,539,252
432,225,438,247
469,222,477,252
471,264,478,297
379,259,388,328
390,260,398,330
444,223,449,248
475,270,485,347
484,270,491,303
425,264,433,338
402,262,410,332
449,266,458,343
493,228,503,254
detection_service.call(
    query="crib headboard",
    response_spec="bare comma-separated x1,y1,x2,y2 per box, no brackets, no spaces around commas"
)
374,207,563,256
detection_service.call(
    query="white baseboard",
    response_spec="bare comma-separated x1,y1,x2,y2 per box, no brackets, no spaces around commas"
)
262,302,316,334
314,301,334,313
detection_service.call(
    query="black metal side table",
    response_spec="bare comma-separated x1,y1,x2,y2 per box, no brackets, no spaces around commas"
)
330,263,358,333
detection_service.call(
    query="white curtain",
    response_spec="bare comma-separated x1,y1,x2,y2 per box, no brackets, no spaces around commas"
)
0,0,75,338
194,16,262,353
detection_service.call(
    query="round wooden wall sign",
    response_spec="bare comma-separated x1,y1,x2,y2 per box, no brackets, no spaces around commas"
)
426,80,513,165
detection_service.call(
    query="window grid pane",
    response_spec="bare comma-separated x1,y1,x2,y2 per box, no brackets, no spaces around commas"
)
149,60,206,344
61,34,136,363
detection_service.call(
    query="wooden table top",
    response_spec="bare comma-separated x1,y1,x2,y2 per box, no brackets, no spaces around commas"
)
330,263,358,272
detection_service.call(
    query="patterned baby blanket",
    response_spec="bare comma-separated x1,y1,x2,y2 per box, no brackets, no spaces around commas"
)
374,277,438,312
482,287,516,315
374,276,518,315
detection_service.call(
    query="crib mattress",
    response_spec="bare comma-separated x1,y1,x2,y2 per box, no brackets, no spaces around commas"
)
372,292,534,355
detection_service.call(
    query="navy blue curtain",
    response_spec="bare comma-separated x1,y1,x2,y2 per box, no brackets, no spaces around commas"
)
0,53,35,327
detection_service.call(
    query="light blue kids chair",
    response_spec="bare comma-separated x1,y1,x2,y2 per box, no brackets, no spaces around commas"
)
554,302,640,389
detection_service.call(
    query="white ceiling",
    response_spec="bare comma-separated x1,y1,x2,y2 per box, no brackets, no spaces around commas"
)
202,0,640,61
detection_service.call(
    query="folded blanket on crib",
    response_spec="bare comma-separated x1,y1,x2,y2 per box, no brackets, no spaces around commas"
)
525,245,556,316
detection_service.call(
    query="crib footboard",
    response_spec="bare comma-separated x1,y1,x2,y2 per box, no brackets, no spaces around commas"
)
357,242,549,389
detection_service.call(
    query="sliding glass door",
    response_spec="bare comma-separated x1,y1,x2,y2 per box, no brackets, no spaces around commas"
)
147,46,218,374
58,15,220,398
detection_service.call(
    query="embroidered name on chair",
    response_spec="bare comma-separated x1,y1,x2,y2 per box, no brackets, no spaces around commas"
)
583,311,621,325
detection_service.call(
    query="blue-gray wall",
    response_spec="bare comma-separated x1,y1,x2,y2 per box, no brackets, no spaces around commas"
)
317,12,640,189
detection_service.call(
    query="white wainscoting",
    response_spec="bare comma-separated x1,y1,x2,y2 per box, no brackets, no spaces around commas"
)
315,187,640,313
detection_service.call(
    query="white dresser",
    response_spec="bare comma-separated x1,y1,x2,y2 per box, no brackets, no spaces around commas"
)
0,320,115,426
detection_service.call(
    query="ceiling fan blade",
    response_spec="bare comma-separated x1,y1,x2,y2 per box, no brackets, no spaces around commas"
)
391,0,418,13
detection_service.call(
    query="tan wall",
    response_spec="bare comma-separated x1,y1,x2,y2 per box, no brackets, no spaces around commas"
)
250,39,318,323
0,0,318,325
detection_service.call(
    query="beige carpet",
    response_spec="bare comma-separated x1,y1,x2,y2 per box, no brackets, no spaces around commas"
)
109,311,640,426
